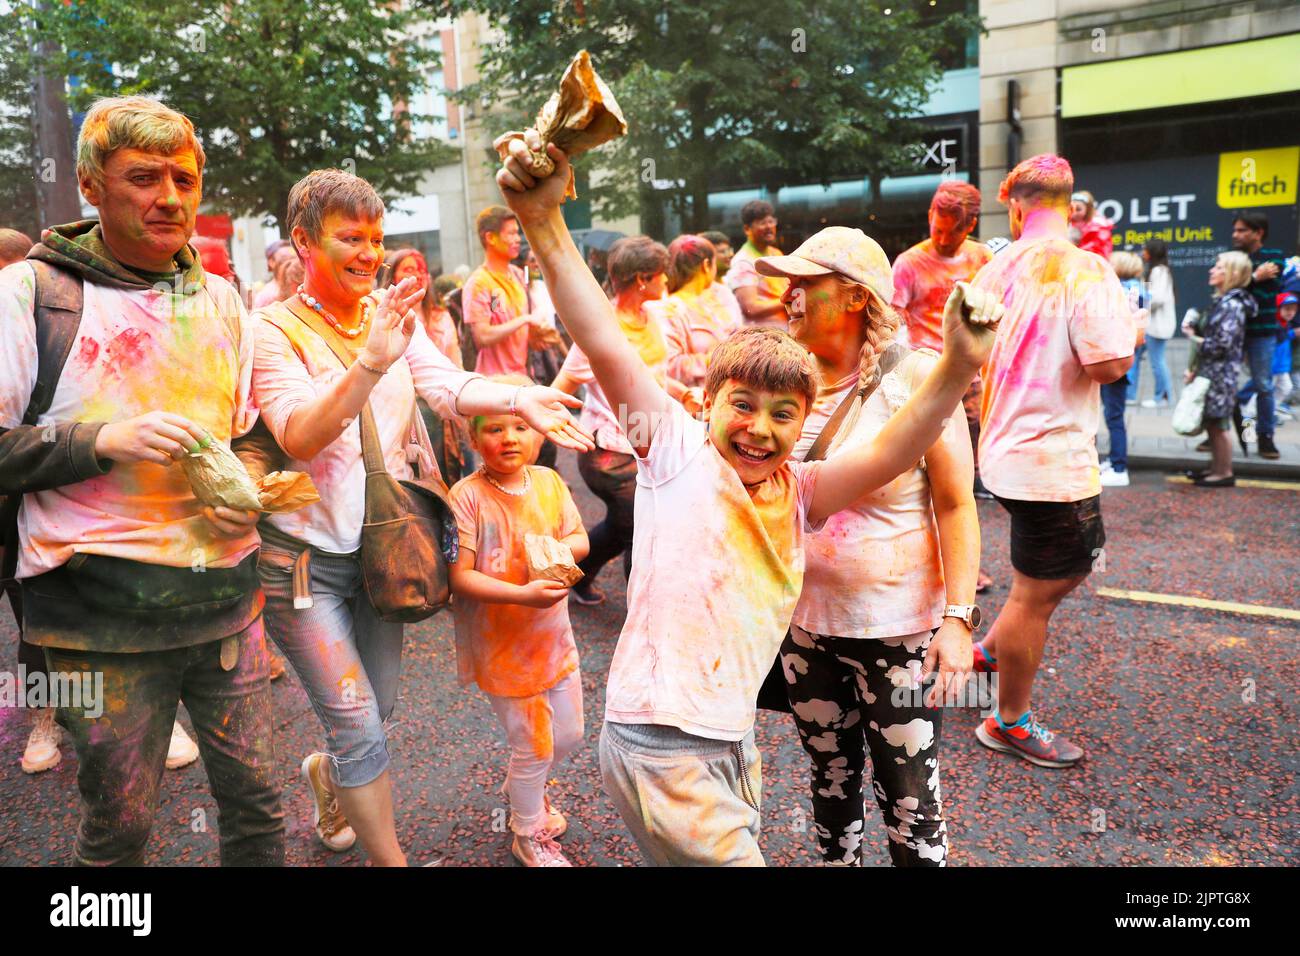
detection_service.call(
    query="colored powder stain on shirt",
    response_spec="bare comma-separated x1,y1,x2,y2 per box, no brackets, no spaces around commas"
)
973,214,1137,503
891,239,993,355
790,358,953,639
74,336,99,367
604,402,821,740
464,264,530,377
1,268,257,578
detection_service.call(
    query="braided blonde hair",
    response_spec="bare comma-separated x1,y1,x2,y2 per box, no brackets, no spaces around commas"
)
837,277,901,390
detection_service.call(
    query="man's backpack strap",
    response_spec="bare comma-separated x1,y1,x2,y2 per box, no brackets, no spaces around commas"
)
24,260,86,425
2,261,85,617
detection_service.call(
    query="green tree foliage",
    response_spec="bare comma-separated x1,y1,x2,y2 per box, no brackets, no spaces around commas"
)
42,0,458,232
433,0,980,230
0,6,40,238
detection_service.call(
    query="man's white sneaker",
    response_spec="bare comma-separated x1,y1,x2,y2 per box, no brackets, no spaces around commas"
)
21,709,62,774
301,753,357,852
1141,398,1169,408
165,721,200,770
1099,468,1130,487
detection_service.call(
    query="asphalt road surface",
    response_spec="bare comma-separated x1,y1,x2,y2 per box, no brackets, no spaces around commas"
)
2,455,1296,866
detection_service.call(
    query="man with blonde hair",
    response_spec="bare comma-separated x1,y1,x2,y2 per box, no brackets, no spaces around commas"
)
0,95,284,864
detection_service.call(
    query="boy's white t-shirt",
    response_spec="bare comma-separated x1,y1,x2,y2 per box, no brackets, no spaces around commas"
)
603,400,823,741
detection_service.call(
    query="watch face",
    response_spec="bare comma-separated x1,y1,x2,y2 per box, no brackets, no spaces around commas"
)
969,606,982,629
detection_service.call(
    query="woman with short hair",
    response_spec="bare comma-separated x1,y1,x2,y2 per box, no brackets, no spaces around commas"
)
251,168,590,866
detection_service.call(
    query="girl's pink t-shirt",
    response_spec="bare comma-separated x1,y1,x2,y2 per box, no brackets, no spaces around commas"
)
449,466,583,698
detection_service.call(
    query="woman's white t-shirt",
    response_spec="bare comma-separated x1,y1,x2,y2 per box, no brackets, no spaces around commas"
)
790,352,962,639
252,300,479,553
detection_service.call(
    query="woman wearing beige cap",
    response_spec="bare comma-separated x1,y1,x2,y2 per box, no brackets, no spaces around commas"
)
758,227,980,866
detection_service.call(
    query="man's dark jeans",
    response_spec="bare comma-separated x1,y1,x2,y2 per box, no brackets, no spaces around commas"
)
1237,334,1276,439
576,446,638,586
1101,377,1129,472
45,616,284,866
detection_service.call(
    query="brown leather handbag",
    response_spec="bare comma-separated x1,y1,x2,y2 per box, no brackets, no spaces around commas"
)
354,400,458,622
275,300,459,623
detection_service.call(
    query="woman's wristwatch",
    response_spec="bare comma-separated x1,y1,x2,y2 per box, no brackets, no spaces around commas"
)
943,604,982,630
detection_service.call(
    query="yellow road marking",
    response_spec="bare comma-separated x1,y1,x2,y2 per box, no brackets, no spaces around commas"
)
1165,475,1300,491
1096,587,1300,621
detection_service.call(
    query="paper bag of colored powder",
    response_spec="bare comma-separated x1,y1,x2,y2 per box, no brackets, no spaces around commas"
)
524,533,584,587
181,441,264,511
256,471,321,514
183,441,320,514
492,50,627,200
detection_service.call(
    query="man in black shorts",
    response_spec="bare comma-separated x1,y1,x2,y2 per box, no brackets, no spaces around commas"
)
965,154,1143,768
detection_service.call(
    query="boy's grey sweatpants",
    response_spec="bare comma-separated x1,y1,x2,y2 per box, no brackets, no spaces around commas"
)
598,720,764,866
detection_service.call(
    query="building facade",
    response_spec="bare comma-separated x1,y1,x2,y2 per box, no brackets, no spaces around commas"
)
978,0,1300,307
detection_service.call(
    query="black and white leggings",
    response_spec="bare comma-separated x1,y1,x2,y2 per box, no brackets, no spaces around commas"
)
781,624,948,866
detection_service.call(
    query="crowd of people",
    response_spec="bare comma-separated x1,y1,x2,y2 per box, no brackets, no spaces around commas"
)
0,93,1285,869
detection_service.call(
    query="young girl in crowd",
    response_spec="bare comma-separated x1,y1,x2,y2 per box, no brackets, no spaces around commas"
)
646,234,742,408
447,375,590,867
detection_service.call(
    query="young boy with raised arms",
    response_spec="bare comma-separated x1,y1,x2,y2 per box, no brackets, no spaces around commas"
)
496,135,1003,866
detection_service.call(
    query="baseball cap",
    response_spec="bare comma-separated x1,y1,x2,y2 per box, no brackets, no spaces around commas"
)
755,226,893,304
1276,291,1298,308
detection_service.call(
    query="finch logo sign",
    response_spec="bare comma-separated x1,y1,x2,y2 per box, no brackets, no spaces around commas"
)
49,886,152,936
1217,146,1298,208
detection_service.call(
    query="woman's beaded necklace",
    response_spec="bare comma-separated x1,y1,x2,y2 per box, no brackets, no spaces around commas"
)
480,465,531,497
297,285,373,339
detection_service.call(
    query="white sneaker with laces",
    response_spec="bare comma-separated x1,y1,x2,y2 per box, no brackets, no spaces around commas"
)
166,721,200,770
512,829,573,867
21,709,62,774
1099,468,1130,487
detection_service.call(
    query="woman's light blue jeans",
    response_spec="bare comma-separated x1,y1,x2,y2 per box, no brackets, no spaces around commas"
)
1128,339,1173,402
258,542,404,789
